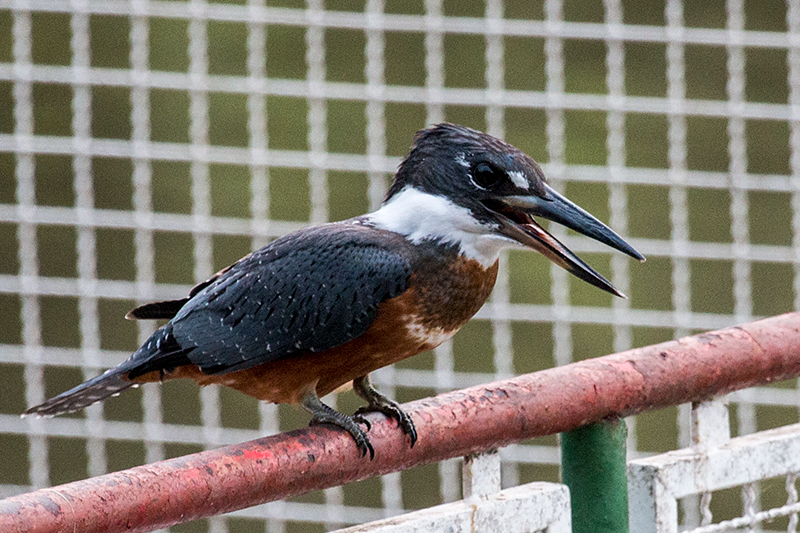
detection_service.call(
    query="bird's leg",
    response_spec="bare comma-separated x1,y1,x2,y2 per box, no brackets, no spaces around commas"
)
352,375,417,447
302,390,375,460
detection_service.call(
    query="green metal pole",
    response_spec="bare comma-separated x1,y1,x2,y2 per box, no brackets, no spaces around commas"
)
561,418,629,533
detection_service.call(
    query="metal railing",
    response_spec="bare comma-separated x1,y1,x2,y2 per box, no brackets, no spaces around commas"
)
2,312,800,533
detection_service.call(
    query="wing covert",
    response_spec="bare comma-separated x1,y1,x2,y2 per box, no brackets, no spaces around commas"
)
169,224,413,374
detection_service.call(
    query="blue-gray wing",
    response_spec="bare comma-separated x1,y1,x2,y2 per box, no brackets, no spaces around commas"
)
169,224,412,374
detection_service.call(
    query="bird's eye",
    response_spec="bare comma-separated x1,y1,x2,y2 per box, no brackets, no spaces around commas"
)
471,162,504,189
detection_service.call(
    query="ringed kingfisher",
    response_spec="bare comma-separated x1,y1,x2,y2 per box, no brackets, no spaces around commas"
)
25,123,644,459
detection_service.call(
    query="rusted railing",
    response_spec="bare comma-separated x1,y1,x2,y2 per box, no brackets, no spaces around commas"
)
2,312,800,533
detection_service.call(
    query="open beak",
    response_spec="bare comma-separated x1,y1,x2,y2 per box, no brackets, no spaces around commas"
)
488,184,645,298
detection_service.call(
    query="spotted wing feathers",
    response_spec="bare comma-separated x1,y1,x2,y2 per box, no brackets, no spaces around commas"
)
170,225,413,374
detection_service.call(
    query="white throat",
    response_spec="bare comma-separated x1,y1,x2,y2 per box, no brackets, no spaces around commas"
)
366,186,519,267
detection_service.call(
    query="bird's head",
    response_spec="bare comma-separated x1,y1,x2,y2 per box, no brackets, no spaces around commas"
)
372,123,645,297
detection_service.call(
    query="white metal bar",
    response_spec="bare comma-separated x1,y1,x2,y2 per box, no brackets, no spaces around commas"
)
788,472,799,533
70,0,107,481
365,0,387,211
4,0,798,51
545,0,571,370
664,20,694,529
727,0,752,326
629,422,800,531
247,0,271,250
331,482,571,533
691,399,731,449
362,2,403,517
245,2,285,531
687,499,800,533
725,5,761,527
4,133,800,191
424,0,444,125
605,0,637,457
3,64,800,121
462,450,501,499
787,15,800,523
306,0,328,226
791,0,800,317
13,2,49,491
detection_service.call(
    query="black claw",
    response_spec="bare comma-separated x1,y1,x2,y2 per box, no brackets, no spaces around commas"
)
346,423,374,460
302,391,376,460
362,439,376,460
352,376,417,449
405,418,418,448
354,404,417,447
310,413,375,460
351,413,372,431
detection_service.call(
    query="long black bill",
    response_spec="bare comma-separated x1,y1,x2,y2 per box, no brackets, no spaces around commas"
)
496,184,645,298
504,184,645,262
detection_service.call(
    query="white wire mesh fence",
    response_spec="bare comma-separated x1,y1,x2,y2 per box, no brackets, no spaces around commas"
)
0,0,799,532
629,398,800,533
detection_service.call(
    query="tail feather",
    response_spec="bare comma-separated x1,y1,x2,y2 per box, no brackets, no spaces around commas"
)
24,325,192,418
126,298,189,320
23,369,134,418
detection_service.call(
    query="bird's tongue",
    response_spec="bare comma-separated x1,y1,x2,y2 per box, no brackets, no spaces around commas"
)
493,210,626,298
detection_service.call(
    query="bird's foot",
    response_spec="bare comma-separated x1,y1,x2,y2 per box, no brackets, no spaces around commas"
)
303,391,375,459
353,402,416,447
353,376,417,447
309,412,375,460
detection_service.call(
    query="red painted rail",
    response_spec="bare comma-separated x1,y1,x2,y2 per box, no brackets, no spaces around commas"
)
3,312,800,533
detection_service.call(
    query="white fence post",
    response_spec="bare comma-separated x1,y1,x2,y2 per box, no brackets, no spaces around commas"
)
333,450,571,533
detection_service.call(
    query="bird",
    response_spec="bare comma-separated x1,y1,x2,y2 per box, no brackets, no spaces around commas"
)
24,123,644,459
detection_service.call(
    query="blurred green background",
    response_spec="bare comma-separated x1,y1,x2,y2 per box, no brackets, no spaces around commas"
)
0,0,798,531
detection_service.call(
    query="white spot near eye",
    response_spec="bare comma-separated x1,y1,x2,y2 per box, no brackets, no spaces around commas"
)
455,152,470,168
508,170,529,189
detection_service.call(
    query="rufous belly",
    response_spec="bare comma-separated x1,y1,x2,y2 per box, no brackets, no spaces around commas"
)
133,256,499,405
